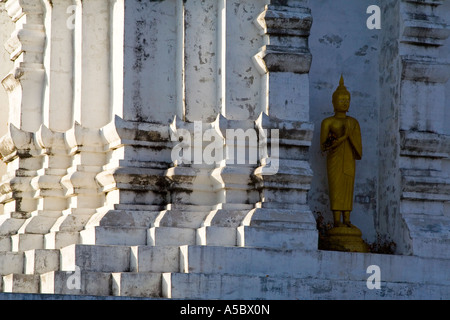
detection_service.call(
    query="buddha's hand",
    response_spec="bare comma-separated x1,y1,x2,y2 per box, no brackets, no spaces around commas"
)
329,131,348,150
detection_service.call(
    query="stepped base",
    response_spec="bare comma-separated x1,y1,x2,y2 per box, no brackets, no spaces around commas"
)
44,231,79,249
131,246,179,273
238,225,318,250
80,226,147,246
3,274,40,294
40,271,112,296
0,239,449,299
148,227,196,246
11,234,44,252
24,249,59,274
0,237,11,251
196,226,237,246
0,252,23,275
163,272,450,300
112,272,161,297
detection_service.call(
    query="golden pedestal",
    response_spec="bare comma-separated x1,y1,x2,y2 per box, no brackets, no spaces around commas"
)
323,225,369,253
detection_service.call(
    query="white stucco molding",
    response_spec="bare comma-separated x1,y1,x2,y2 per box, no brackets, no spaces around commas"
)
400,56,450,83
101,115,171,151
95,115,172,195
253,3,312,74
64,122,103,156
60,122,104,196
0,124,40,163
31,124,70,198
0,124,42,217
0,0,45,132
400,130,450,158
35,124,68,157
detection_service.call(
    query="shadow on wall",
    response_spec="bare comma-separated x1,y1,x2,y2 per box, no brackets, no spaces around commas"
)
314,211,396,254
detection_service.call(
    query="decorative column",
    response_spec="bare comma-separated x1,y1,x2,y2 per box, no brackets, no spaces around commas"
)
41,0,74,132
378,0,450,258
150,117,220,246
0,125,43,251
20,126,70,237
52,123,105,248
221,0,266,120
80,116,172,246
0,0,46,251
80,0,180,246
147,0,226,246
0,0,46,132
72,0,110,127
252,1,312,119
28,125,72,250
183,0,222,122
48,0,112,248
197,116,259,246
20,0,75,249
238,0,318,250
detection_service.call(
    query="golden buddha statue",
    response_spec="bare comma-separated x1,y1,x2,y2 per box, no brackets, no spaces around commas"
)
320,75,368,252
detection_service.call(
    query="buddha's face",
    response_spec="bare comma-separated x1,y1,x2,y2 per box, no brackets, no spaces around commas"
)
333,93,350,112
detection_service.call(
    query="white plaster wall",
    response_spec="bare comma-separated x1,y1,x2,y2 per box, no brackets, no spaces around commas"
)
376,0,405,253
122,0,179,124
0,3,14,214
0,3,12,137
439,1,450,136
121,0,267,124
438,1,450,218
42,0,74,133
73,0,111,129
308,0,381,243
224,0,267,120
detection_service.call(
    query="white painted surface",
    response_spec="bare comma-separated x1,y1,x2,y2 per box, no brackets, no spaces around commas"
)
0,0,447,300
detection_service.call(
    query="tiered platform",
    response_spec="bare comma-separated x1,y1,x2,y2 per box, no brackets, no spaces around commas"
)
1,240,449,299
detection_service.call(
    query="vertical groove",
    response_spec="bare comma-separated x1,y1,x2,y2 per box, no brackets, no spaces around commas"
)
218,0,227,117
72,0,82,125
42,0,75,132
176,0,185,121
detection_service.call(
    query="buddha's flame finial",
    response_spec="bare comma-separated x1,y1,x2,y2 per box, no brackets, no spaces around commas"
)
332,74,350,105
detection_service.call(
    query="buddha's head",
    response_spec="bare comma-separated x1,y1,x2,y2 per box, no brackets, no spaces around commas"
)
332,75,351,113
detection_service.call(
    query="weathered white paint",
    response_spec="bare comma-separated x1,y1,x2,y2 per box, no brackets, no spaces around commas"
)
42,0,74,133
224,0,266,120
184,0,220,122
0,0,448,300
72,0,110,129
0,2,14,212
1,0,45,132
122,0,179,124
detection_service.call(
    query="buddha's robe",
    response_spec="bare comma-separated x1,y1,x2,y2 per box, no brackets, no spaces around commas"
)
321,116,362,211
